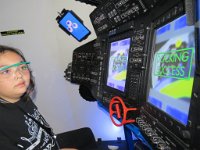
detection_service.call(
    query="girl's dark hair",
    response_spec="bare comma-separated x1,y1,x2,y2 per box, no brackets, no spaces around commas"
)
0,45,35,100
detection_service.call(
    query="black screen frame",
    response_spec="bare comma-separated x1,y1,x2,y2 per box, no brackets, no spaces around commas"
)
145,13,196,131
103,34,132,97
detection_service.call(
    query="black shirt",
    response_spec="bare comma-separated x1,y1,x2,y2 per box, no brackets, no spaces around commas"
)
0,98,59,150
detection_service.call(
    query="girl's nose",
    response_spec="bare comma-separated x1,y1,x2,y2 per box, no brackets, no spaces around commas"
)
14,68,23,80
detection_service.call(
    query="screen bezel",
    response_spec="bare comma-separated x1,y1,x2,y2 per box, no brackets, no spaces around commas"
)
146,14,196,128
104,34,132,96
57,10,91,42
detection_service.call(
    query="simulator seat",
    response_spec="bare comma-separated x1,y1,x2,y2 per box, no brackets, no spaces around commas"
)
57,127,98,150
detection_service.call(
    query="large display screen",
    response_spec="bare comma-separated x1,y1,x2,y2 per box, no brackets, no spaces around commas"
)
58,10,91,42
148,14,195,125
106,38,131,92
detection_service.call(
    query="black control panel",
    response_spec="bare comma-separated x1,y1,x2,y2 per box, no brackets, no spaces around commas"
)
89,0,159,35
65,0,200,149
64,40,100,85
88,19,152,115
135,0,200,149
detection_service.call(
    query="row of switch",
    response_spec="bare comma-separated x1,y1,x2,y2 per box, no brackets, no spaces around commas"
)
136,117,172,150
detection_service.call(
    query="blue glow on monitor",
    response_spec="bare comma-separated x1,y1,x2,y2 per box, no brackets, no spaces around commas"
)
148,15,195,125
59,11,90,41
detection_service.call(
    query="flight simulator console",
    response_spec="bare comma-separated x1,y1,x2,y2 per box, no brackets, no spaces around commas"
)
64,0,200,149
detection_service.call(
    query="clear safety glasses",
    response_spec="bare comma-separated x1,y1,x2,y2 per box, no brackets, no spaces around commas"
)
0,62,30,79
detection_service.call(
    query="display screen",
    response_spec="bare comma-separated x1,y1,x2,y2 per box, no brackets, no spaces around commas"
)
58,11,90,41
106,38,131,92
148,14,195,125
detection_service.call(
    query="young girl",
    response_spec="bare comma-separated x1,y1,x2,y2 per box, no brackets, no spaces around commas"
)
0,45,77,150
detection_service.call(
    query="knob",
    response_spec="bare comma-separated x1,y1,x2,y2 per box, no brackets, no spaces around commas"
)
181,130,191,139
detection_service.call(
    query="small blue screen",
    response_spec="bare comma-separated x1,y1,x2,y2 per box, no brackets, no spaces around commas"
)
59,11,90,41
106,38,131,92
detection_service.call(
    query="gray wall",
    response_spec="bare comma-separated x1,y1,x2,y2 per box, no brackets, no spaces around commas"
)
0,0,125,140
